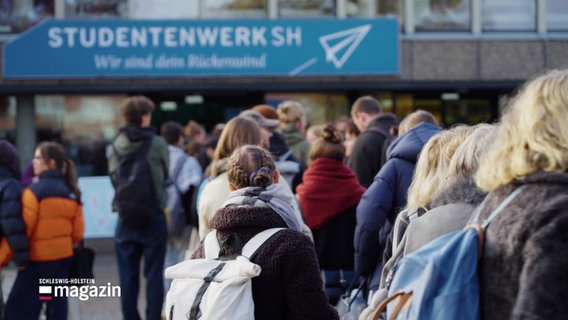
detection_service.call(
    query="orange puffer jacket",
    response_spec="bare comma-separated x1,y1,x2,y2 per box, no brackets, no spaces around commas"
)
22,170,84,262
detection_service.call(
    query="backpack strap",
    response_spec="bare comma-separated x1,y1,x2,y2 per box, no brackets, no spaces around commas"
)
277,150,293,161
467,184,527,259
204,228,285,260
470,184,527,229
241,228,285,259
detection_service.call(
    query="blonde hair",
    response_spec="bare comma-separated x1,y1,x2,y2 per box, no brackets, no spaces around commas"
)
406,125,474,210
398,110,439,135
211,117,262,177
277,100,305,124
448,123,496,178
476,69,568,191
228,145,276,189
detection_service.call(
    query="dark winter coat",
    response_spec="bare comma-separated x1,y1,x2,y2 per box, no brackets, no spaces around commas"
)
477,172,568,320
193,205,338,320
348,114,399,187
0,166,29,267
354,122,441,291
312,205,357,271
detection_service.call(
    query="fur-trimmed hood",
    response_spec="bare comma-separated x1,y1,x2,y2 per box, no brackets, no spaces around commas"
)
210,205,287,244
430,175,487,209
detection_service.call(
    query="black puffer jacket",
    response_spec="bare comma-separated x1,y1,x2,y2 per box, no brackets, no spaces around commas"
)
477,172,568,320
0,166,29,267
193,205,338,320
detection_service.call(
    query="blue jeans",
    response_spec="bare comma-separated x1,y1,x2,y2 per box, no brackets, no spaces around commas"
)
5,257,73,320
115,214,167,320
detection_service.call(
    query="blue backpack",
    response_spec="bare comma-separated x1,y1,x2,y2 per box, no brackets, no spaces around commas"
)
373,185,526,320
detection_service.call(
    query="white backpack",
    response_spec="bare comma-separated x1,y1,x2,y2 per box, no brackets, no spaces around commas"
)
164,228,285,320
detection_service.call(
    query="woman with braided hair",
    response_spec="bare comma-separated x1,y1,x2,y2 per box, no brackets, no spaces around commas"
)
192,144,338,319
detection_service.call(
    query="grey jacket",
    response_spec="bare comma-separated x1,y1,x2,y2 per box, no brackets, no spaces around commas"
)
403,176,487,255
380,176,486,289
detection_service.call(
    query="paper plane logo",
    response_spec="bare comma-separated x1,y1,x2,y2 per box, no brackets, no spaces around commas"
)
318,24,371,69
39,286,52,301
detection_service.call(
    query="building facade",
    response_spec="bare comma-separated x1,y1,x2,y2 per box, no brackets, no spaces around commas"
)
1,0,567,175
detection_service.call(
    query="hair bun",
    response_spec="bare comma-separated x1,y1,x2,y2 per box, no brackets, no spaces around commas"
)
321,123,342,144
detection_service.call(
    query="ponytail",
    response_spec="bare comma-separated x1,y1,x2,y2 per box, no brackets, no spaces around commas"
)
63,158,82,204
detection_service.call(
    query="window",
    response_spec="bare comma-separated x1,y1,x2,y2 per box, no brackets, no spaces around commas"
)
65,0,128,18
0,0,53,34
35,94,126,176
546,0,568,31
482,0,536,32
130,0,198,19
377,0,401,17
204,0,267,18
347,0,403,27
278,0,336,18
414,0,471,31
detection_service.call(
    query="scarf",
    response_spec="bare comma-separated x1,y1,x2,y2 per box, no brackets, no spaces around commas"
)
222,183,302,232
297,158,366,229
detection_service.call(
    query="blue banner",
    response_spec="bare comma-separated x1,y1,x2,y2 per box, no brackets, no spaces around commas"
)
3,18,399,78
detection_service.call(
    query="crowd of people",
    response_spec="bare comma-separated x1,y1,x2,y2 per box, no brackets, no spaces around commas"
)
1,68,568,319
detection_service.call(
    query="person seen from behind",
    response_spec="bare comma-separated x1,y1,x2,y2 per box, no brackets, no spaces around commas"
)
197,116,311,240
197,116,264,239
0,140,29,319
192,144,338,319
296,124,366,304
276,100,311,168
108,96,169,320
242,108,305,193
160,121,203,288
5,141,84,320
375,124,475,292
474,69,568,319
354,110,440,295
348,95,398,187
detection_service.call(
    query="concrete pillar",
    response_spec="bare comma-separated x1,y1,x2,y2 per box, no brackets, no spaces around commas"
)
16,95,36,168
268,0,278,18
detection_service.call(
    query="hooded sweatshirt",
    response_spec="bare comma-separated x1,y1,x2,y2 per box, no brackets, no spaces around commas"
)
108,125,169,210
